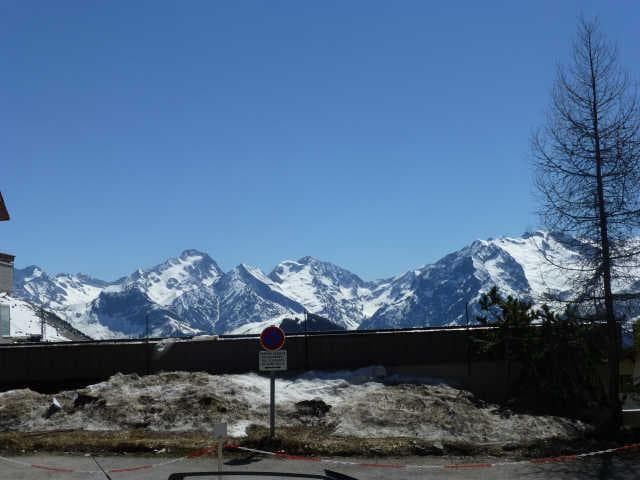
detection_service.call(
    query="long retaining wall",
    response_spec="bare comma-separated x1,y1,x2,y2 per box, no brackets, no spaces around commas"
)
0,326,607,400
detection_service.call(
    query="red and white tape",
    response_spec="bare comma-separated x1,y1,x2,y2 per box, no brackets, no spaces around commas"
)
225,442,640,471
0,445,216,475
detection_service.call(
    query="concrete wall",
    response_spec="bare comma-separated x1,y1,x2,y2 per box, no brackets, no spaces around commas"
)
0,327,609,402
0,329,513,399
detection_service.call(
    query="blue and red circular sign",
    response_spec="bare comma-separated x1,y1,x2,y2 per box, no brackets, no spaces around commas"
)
260,325,286,351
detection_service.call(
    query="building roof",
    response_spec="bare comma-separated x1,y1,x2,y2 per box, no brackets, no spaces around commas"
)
0,192,9,221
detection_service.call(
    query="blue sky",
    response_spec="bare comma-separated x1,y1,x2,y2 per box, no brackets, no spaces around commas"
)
2,1,639,281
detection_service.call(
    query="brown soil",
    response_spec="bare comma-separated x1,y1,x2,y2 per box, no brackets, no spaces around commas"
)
2,425,634,459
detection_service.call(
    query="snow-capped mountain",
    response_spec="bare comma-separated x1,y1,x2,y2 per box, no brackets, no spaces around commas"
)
12,250,226,338
12,266,108,310
120,249,223,306
360,231,585,329
79,286,202,338
11,250,308,338
268,256,378,329
210,264,306,333
11,231,637,339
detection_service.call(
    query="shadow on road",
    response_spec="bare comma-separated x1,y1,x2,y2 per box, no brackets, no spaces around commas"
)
224,453,263,466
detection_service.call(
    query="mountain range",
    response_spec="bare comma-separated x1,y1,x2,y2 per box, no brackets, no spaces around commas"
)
10,231,639,340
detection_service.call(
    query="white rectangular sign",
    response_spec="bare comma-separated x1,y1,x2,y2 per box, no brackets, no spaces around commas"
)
213,422,227,440
259,350,287,371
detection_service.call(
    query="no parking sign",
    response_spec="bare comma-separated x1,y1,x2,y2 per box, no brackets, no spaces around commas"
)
259,325,287,438
259,325,285,351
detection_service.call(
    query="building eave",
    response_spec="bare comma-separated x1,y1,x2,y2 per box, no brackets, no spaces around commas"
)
0,253,15,264
0,192,9,221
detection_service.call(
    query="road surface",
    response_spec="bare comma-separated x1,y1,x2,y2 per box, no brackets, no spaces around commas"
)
0,451,638,479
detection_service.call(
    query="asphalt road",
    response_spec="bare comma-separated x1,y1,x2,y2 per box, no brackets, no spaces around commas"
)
0,452,638,480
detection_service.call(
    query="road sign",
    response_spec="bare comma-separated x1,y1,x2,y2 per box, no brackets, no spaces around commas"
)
259,326,287,439
213,422,227,439
259,325,286,351
259,350,287,371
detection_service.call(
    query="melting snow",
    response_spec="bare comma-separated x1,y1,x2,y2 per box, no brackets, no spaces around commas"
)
0,367,587,444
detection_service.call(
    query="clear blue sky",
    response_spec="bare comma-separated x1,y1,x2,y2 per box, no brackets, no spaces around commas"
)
2,1,639,281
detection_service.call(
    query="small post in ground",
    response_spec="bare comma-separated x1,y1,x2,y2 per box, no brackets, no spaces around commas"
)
213,422,227,474
270,371,276,438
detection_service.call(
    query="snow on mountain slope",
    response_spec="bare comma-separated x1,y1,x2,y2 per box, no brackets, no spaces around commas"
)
168,263,309,335
123,249,223,306
490,232,584,300
12,231,640,338
76,286,203,339
269,256,374,329
13,267,107,310
360,249,484,329
211,264,306,334
170,285,220,333
0,294,71,341
359,231,577,330
13,250,224,339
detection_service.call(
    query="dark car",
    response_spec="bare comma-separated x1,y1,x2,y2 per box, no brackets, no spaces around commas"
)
168,470,358,479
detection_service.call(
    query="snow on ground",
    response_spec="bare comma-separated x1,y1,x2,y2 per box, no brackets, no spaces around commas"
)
0,295,69,341
0,367,587,444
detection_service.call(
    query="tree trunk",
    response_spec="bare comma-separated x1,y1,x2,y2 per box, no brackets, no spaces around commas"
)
588,38,621,430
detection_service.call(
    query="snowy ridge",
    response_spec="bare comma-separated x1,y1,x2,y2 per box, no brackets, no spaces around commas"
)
209,264,306,334
123,249,223,306
268,256,374,329
13,267,107,310
12,231,640,338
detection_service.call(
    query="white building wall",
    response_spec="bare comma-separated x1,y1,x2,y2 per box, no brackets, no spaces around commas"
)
0,260,12,293
0,304,9,336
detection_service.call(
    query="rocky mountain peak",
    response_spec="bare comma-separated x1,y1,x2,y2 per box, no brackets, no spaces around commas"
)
12,231,638,339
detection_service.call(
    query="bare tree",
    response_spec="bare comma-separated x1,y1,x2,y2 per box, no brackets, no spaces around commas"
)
533,18,640,429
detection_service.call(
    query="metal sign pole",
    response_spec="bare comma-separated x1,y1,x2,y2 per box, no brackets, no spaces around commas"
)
269,371,275,438
213,423,227,478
